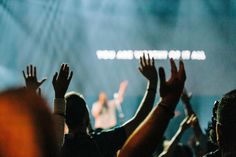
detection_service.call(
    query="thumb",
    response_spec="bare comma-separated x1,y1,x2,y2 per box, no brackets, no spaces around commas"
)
39,77,47,86
138,67,143,74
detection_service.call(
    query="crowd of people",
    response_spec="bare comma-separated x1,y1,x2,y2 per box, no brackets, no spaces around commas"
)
0,54,235,157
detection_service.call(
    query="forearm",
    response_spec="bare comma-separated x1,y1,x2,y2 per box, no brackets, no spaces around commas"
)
124,80,157,135
193,122,204,141
160,128,185,157
119,101,173,157
135,80,157,118
53,98,66,148
193,123,207,154
182,102,194,117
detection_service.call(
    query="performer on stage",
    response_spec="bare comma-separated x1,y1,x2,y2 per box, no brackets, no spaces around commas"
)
92,80,128,129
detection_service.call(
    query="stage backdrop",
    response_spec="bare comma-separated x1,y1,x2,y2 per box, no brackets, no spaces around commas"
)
0,0,236,140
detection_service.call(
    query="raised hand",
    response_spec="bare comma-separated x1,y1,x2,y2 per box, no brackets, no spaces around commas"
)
22,65,47,91
159,59,186,108
139,54,157,82
189,114,199,127
180,114,195,131
119,80,128,92
52,64,73,98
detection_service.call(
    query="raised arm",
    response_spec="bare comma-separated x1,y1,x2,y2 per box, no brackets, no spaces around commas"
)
122,54,158,136
52,64,73,148
118,59,186,157
181,89,207,156
181,89,194,116
115,80,129,104
22,64,47,92
159,115,194,157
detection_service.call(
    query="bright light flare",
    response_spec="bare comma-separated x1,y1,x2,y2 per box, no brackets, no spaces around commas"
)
96,50,206,60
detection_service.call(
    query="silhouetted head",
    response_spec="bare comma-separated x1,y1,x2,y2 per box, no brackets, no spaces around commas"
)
65,92,90,132
0,88,57,157
207,100,219,147
216,89,236,151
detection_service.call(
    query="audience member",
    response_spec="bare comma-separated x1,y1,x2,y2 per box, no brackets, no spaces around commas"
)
60,54,158,157
23,64,73,148
158,115,194,157
92,80,128,129
118,59,186,157
181,89,208,157
204,90,236,157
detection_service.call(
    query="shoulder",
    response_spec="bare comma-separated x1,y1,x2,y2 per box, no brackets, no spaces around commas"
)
92,126,127,143
90,127,127,156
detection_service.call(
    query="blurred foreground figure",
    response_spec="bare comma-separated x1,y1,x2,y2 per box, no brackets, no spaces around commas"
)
92,80,128,129
0,88,57,157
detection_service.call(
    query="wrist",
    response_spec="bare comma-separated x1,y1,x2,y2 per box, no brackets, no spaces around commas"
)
55,93,65,98
160,95,180,111
54,98,66,115
158,101,175,118
147,81,157,92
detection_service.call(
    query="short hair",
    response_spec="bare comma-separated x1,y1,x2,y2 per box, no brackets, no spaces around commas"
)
65,92,89,130
217,89,236,143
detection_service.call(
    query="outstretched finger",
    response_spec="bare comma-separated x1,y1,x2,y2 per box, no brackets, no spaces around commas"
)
143,54,147,66
147,53,151,66
139,57,144,68
68,71,73,83
170,58,177,76
159,67,166,95
34,66,37,78
30,65,33,77
39,78,47,86
138,67,143,74
59,64,65,75
52,72,58,84
27,66,29,76
187,115,194,124
179,60,186,81
22,71,26,79
151,57,154,66
65,64,69,77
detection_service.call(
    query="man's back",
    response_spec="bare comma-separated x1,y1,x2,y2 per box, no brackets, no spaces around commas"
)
61,127,127,157
61,133,102,157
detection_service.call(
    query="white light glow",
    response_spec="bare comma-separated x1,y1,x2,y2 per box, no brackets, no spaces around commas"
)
96,50,116,60
116,50,133,60
134,50,148,59
191,51,206,60
149,50,168,59
96,50,206,61
169,50,181,59
181,50,191,60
